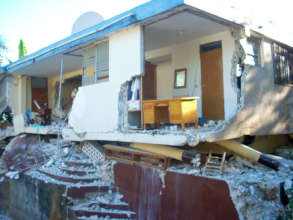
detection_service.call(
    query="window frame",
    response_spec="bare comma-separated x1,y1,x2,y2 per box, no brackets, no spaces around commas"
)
95,40,109,82
273,42,293,86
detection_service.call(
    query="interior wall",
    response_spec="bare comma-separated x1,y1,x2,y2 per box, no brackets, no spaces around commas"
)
68,25,143,133
13,75,30,115
156,61,173,99
47,69,82,110
145,30,237,120
26,77,32,111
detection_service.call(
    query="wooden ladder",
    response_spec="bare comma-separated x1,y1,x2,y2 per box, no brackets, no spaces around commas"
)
203,152,226,175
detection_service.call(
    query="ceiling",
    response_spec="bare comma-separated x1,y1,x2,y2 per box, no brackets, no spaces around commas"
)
144,11,229,51
10,49,83,77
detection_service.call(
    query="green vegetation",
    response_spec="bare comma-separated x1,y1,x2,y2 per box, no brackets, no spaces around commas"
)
18,39,27,58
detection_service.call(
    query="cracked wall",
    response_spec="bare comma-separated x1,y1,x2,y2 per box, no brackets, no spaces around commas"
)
207,37,293,141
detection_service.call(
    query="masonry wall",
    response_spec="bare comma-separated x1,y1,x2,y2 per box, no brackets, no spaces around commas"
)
68,25,143,133
207,40,293,141
145,30,237,120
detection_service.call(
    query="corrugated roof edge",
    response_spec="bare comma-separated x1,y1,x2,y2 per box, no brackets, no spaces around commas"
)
3,0,184,73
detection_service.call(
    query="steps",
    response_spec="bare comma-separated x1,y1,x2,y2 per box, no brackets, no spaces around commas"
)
68,190,136,219
35,155,136,219
203,152,226,176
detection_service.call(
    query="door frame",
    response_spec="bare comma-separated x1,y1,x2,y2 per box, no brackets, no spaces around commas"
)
200,41,225,120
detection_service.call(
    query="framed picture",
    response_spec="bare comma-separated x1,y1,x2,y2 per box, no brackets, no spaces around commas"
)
174,68,187,88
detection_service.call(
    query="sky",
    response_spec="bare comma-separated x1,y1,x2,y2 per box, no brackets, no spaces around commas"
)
0,0,292,64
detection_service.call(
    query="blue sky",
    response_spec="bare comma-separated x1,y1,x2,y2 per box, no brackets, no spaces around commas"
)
0,0,147,62
0,0,292,64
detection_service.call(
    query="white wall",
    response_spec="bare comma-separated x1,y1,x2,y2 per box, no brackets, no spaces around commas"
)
12,75,30,115
69,25,143,133
146,30,237,120
156,60,173,99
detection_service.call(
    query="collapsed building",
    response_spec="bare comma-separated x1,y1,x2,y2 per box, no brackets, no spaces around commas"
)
0,0,293,219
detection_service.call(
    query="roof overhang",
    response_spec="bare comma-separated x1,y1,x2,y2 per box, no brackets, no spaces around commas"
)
3,0,244,76
250,29,293,51
3,0,185,76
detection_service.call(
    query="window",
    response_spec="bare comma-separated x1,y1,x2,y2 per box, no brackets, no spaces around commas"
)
82,47,96,86
96,41,109,81
273,43,293,86
246,37,261,66
82,40,109,86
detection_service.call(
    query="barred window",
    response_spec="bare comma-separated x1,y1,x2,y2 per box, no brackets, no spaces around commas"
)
273,43,293,85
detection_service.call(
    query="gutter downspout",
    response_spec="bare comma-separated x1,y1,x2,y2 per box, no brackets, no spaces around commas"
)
56,55,64,157
216,140,280,170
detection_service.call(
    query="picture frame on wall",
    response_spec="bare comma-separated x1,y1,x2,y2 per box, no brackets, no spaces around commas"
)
174,68,187,88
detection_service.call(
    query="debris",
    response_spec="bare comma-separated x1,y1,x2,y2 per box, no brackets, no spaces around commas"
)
44,158,55,167
63,147,70,157
5,171,19,179
82,142,105,166
0,134,56,182
159,170,166,188
275,146,293,160
104,144,171,170
207,120,216,127
203,152,226,176
191,153,201,167
168,156,293,220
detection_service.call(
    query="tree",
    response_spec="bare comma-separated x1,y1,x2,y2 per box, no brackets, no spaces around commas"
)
18,39,27,58
0,36,7,66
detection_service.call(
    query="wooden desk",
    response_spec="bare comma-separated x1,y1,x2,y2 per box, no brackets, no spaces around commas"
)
143,97,199,131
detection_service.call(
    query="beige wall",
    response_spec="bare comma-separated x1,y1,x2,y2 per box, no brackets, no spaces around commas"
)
207,40,293,141
156,61,173,99
47,69,82,109
11,69,81,115
145,30,237,120
12,75,31,115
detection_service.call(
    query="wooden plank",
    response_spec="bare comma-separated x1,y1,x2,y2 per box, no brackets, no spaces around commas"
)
104,145,167,159
104,144,169,170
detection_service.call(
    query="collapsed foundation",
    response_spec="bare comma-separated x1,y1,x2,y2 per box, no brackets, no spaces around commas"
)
0,134,292,219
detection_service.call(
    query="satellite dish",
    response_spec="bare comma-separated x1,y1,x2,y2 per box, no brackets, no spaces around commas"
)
71,11,104,35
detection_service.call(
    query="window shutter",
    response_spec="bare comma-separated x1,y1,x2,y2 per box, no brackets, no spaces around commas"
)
82,47,96,85
96,41,109,80
83,47,96,72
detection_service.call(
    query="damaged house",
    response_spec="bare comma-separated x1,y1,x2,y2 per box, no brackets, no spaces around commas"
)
1,1,292,147
1,0,293,219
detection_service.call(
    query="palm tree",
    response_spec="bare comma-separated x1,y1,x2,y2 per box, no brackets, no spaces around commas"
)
18,39,27,58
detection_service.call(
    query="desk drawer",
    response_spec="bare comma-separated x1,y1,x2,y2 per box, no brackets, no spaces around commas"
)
143,103,155,124
169,101,182,124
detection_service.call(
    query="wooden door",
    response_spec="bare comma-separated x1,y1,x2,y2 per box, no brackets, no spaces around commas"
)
142,62,157,100
31,77,48,112
200,41,224,120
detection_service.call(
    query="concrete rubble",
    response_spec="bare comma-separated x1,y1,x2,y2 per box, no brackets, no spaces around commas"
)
0,134,292,219
168,155,293,220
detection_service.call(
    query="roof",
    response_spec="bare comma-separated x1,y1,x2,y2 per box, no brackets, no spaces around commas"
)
2,0,244,74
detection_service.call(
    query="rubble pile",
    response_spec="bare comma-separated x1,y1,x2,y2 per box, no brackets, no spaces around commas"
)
0,134,293,219
25,141,136,219
168,155,293,220
0,134,56,183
